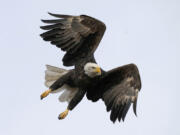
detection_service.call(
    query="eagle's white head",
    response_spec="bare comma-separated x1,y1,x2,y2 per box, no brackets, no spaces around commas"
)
84,62,101,78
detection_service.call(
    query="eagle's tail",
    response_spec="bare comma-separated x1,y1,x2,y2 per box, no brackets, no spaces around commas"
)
44,65,78,102
44,65,68,88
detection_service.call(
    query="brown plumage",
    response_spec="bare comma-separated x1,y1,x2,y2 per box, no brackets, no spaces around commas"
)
40,13,106,66
40,13,141,123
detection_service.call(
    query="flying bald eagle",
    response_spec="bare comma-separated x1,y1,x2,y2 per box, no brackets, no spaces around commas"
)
40,13,141,123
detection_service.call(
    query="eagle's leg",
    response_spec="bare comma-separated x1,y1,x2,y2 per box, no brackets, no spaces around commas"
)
40,73,70,100
67,89,86,110
58,109,69,119
58,89,86,120
40,89,52,100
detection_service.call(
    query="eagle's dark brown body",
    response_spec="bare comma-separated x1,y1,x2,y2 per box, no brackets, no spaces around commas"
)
40,13,142,123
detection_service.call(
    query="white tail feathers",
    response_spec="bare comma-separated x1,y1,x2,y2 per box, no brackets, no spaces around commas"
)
44,65,78,103
45,65,68,87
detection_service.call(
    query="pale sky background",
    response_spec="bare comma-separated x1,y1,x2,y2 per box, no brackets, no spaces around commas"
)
0,0,179,135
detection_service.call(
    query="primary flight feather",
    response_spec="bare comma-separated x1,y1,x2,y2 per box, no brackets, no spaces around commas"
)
40,13,141,123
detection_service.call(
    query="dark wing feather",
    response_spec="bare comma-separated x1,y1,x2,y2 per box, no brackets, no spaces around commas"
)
102,64,141,123
40,13,106,66
86,64,141,123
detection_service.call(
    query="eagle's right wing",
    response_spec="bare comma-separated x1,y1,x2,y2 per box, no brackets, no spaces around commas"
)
40,13,106,66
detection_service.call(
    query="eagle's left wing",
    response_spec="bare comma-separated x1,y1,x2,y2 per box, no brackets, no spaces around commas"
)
87,64,141,123
102,64,141,123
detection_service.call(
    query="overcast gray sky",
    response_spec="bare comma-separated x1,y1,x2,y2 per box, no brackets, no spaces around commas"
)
0,0,179,135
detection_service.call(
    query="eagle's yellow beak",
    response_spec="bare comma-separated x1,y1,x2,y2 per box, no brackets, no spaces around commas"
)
96,67,101,75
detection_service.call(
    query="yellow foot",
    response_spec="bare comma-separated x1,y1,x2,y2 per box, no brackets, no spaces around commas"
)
58,109,69,120
40,89,51,100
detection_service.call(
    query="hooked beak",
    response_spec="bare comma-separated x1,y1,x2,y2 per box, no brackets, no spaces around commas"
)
95,67,101,75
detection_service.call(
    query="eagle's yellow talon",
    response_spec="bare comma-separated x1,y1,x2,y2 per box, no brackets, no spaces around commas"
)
58,109,69,120
40,89,51,100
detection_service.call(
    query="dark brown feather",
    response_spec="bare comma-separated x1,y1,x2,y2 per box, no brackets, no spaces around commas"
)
41,19,66,24
40,13,106,66
48,12,73,18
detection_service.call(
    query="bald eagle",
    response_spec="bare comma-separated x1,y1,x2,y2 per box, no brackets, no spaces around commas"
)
40,13,141,123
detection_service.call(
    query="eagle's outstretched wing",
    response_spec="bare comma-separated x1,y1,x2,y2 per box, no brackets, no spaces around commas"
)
40,13,106,66
102,64,141,123
87,64,141,123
